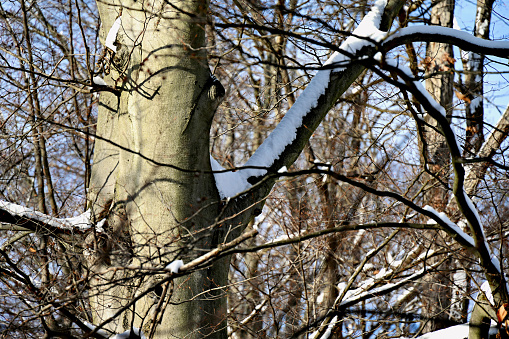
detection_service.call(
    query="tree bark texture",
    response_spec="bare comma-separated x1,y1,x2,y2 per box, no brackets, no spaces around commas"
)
422,0,456,333
88,0,226,337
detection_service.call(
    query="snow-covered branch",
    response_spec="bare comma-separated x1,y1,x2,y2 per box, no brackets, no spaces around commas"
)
379,38,509,306
0,200,105,233
382,26,509,58
211,0,405,199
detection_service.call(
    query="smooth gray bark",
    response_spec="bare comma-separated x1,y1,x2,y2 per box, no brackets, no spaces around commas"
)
89,0,226,337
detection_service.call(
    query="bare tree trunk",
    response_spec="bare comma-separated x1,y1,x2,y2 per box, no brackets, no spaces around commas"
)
421,0,456,332
461,0,495,155
88,0,226,337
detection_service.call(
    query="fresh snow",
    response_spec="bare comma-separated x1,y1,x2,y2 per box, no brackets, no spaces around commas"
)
414,324,469,339
459,190,502,273
166,259,184,273
321,316,338,339
210,155,250,199
375,53,447,119
239,0,387,183
480,280,495,305
423,205,475,247
385,26,509,51
311,316,338,339
93,76,107,86
0,200,100,231
81,320,111,338
105,16,122,52
211,0,388,198
339,268,426,307
409,322,498,339
111,328,147,339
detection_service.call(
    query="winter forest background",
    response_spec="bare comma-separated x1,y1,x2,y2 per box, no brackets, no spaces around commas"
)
0,0,509,338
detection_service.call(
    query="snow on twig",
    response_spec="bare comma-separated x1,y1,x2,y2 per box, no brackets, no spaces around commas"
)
93,76,107,86
375,54,447,119
481,280,495,306
0,200,104,232
383,26,509,57
111,328,147,339
166,260,184,273
240,299,268,325
312,316,338,339
209,155,250,199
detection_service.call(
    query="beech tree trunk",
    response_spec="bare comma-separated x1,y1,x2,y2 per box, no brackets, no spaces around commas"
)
88,0,227,337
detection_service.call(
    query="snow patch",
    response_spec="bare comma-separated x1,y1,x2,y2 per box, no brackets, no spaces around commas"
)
0,200,96,231
422,205,475,247
480,280,495,306
210,156,251,199
386,26,509,51
111,328,147,339
415,323,469,339
166,260,184,273
105,16,122,52
322,316,338,339
93,76,107,86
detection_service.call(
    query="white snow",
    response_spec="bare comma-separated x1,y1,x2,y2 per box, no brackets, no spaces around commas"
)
422,205,475,247
0,200,98,231
105,16,122,52
239,0,388,183
269,230,303,243
376,53,447,120
415,323,469,339
470,97,482,114
480,280,495,305
462,189,484,230
322,316,338,339
385,26,509,51
210,156,250,199
411,322,498,339
339,268,425,307
166,259,184,273
81,320,111,338
111,328,147,339
93,76,107,86
311,316,338,339
240,300,268,325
